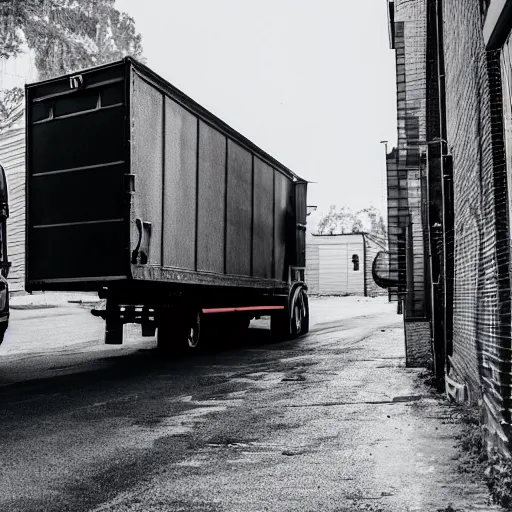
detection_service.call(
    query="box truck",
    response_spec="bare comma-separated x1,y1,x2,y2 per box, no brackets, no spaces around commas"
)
25,57,309,352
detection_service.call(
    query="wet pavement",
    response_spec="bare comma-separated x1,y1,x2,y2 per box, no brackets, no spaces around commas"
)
0,297,501,511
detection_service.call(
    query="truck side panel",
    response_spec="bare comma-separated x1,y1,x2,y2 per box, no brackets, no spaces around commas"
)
131,73,164,266
274,172,294,281
226,140,252,276
163,97,198,270
252,157,274,279
130,65,296,286
197,121,226,274
26,64,129,286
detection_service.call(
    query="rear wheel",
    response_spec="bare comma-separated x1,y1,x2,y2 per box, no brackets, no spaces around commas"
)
302,292,310,334
156,308,198,356
270,308,291,341
186,310,202,350
156,313,177,356
272,288,309,341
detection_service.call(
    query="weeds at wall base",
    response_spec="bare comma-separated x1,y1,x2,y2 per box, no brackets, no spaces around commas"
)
416,369,512,508
485,450,512,509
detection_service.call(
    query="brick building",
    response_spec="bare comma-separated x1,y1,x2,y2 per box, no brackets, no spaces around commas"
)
384,0,432,369
384,0,512,456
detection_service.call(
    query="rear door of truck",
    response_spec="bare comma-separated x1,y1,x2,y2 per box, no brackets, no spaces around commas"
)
25,61,130,290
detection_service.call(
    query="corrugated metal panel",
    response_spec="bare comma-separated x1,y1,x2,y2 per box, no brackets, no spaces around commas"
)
132,72,164,267
305,244,319,293
226,140,252,276
253,157,274,279
0,125,25,292
197,120,226,273
163,97,197,270
274,171,292,281
319,245,348,295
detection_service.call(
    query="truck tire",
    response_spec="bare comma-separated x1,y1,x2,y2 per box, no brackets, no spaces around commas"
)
270,309,291,341
184,310,203,350
290,288,309,338
157,308,208,356
156,318,176,356
302,291,310,335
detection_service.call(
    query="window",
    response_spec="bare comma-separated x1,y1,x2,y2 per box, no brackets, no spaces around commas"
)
352,254,359,271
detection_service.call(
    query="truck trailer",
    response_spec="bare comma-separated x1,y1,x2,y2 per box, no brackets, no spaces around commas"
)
25,57,309,352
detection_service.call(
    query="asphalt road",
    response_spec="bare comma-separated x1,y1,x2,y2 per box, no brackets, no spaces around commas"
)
0,299,498,512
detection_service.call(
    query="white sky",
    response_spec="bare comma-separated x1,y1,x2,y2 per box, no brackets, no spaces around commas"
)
6,1,397,224
115,0,397,222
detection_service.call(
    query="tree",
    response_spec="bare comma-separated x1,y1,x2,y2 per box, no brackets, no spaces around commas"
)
357,206,388,239
0,0,144,122
316,205,338,235
0,87,23,123
316,205,387,239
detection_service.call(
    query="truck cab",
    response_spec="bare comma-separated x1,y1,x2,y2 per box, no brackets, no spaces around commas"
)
0,164,10,343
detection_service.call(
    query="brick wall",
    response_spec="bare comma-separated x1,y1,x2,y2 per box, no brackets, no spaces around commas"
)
443,0,511,453
389,0,432,370
405,321,433,367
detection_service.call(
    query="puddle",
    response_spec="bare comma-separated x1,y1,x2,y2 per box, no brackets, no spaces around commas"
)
121,405,228,449
392,395,422,403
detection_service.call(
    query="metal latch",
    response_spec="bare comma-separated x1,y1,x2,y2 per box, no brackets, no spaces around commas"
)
124,174,136,194
70,75,84,89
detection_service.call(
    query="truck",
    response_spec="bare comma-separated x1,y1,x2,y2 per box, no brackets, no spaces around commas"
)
0,164,9,343
24,57,309,352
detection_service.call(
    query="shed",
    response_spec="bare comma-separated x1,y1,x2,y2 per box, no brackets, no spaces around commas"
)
306,233,387,297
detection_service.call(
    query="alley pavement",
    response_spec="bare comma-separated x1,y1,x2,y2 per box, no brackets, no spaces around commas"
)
0,296,501,511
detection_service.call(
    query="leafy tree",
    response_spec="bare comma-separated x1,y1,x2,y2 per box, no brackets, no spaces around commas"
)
0,87,23,122
357,206,388,239
316,205,387,239
317,205,338,235
0,0,143,122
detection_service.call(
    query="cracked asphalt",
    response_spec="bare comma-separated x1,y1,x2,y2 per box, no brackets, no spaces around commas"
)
0,297,501,511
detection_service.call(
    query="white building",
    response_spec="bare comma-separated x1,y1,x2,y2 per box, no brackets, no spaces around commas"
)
306,233,387,297
0,52,37,292
0,103,25,292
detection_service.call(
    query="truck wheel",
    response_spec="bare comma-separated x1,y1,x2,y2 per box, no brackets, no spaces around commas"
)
270,309,291,341
185,310,202,350
302,292,310,335
291,289,309,338
156,318,175,356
